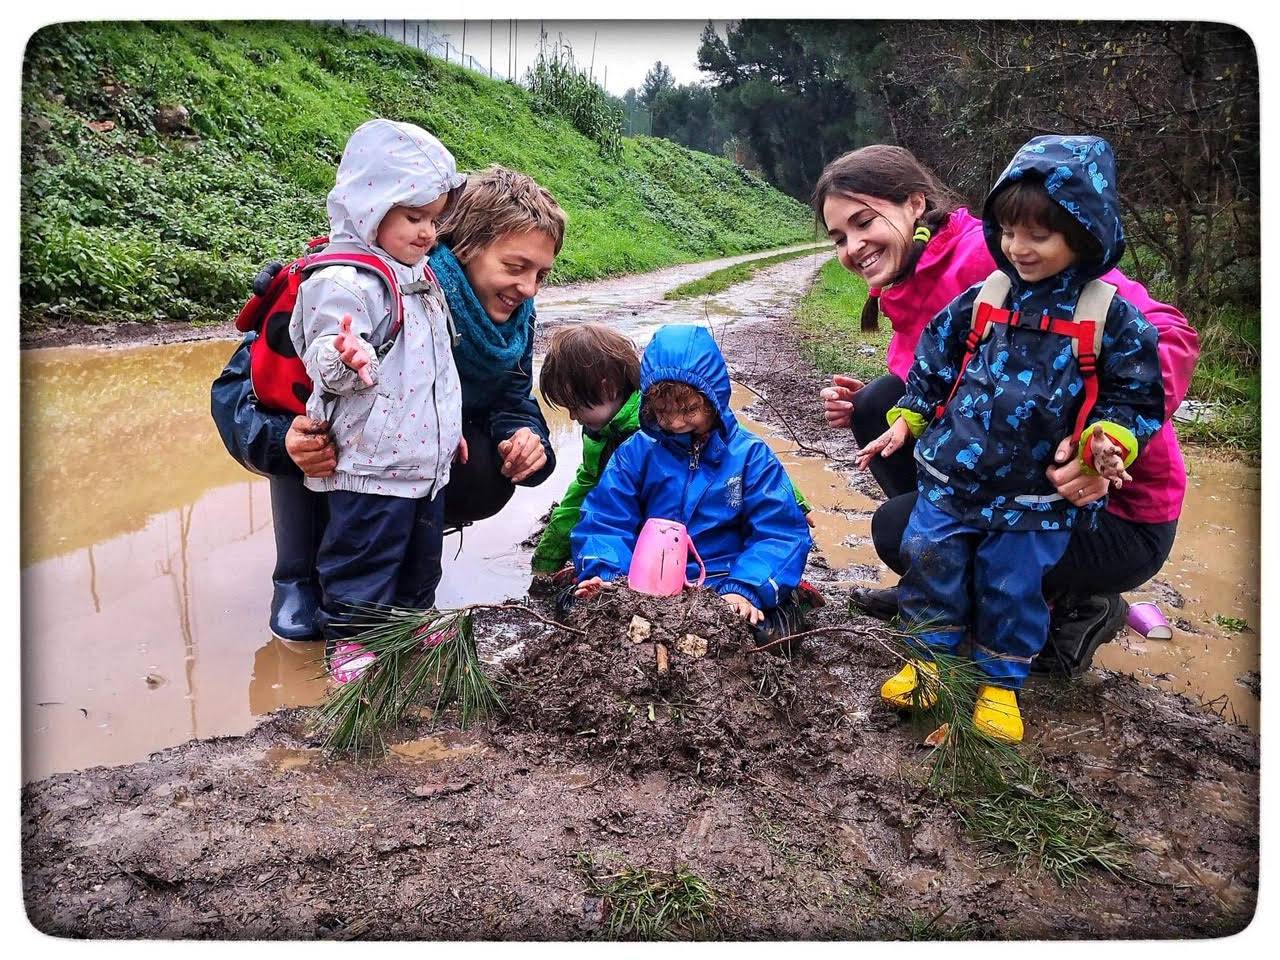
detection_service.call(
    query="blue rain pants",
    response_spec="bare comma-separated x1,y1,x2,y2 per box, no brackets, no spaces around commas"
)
315,489,446,642
899,497,1072,689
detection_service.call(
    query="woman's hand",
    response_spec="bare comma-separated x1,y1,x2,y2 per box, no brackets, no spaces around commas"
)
722,593,764,625
335,314,374,387
286,416,338,478
819,374,865,429
1046,434,1111,506
856,417,910,471
497,427,547,482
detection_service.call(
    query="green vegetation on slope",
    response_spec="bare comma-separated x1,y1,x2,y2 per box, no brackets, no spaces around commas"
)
795,258,1260,453
664,244,828,301
20,21,813,326
793,259,892,383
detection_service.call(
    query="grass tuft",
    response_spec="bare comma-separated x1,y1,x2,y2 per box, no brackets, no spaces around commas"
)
312,605,504,757
885,635,1135,887
577,852,717,940
664,244,827,300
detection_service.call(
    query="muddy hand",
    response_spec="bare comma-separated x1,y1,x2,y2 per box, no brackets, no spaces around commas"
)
575,576,606,600
856,418,909,471
723,593,764,625
820,373,865,429
286,416,337,478
498,427,547,482
335,314,374,387
1089,424,1133,487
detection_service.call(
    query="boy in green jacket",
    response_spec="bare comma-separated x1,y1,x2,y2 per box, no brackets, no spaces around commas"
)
533,324,643,575
533,323,811,577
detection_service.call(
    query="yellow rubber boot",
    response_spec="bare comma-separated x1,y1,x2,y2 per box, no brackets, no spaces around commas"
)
973,685,1023,743
880,660,939,709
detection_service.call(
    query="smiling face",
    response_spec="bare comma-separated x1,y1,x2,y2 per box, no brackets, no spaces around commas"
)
999,222,1078,284
375,195,450,266
823,191,926,290
461,230,557,324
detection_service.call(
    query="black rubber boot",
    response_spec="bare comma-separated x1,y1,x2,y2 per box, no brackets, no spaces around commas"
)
268,477,324,643
848,584,899,621
1032,593,1130,678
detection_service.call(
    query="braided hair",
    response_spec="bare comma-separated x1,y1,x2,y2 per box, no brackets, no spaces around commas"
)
811,145,962,332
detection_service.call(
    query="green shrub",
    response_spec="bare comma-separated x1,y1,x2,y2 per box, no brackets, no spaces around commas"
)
21,21,812,328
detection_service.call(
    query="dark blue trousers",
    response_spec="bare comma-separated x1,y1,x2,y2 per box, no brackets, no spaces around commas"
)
314,489,446,642
899,497,1072,689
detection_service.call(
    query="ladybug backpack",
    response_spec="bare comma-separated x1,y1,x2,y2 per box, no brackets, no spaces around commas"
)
234,236,446,415
936,270,1116,445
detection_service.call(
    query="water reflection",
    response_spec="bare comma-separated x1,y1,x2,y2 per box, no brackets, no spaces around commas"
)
21,339,582,781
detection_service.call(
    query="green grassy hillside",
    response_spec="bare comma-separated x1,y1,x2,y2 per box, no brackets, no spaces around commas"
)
21,21,814,326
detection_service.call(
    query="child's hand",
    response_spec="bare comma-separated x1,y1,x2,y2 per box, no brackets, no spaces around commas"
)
454,435,469,465
335,314,374,387
722,593,764,625
498,427,548,482
857,417,910,471
1087,425,1133,488
575,576,606,599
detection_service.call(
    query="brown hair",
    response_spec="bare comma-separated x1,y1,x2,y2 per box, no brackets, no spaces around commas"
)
437,165,568,264
988,178,1101,261
539,323,641,411
642,381,717,429
811,145,963,332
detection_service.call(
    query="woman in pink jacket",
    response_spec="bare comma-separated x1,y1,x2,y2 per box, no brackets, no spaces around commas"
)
812,145,1199,675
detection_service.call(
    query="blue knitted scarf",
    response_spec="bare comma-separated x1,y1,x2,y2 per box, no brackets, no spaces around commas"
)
430,243,534,391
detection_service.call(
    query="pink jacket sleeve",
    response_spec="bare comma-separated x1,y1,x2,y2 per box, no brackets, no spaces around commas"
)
1100,270,1200,420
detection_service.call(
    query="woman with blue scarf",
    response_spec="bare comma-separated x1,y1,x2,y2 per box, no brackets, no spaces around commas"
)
211,166,566,642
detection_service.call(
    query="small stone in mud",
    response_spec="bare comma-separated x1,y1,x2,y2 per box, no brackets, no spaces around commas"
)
1235,671,1260,698
581,895,606,924
143,673,165,689
627,616,652,644
677,633,708,658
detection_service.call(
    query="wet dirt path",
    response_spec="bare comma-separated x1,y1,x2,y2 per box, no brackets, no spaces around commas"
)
20,246,1259,785
20,248,830,781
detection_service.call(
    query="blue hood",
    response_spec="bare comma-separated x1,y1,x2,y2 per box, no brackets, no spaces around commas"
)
639,325,737,447
983,135,1125,287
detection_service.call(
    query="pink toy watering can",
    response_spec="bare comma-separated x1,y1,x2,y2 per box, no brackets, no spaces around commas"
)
628,518,706,596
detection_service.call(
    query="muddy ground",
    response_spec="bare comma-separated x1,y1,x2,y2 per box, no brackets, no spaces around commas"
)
21,319,1259,940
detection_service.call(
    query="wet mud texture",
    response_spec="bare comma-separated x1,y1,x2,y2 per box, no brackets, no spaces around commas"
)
22,322,1258,939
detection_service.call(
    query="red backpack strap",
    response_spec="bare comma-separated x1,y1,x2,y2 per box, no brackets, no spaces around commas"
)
935,271,1017,420
1044,279,1116,443
300,249,406,345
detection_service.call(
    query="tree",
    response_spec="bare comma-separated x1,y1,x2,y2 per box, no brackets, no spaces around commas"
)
697,21,890,198
878,21,1258,308
650,83,732,156
639,60,675,110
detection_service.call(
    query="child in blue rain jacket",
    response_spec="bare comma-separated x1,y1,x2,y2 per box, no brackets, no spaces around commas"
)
857,135,1165,742
570,325,814,636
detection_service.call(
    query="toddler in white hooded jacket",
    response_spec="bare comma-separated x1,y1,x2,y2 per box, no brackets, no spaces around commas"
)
289,118,466,664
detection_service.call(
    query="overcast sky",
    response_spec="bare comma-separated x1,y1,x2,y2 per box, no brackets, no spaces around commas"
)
344,20,727,96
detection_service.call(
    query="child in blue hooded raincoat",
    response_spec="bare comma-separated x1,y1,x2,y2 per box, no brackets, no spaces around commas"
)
570,325,814,635
858,135,1165,742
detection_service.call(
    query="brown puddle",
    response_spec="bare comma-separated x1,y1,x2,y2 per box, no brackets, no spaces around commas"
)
20,337,1260,782
388,730,485,764
20,339,583,782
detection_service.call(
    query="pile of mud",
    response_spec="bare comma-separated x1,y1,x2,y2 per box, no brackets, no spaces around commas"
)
496,584,857,783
